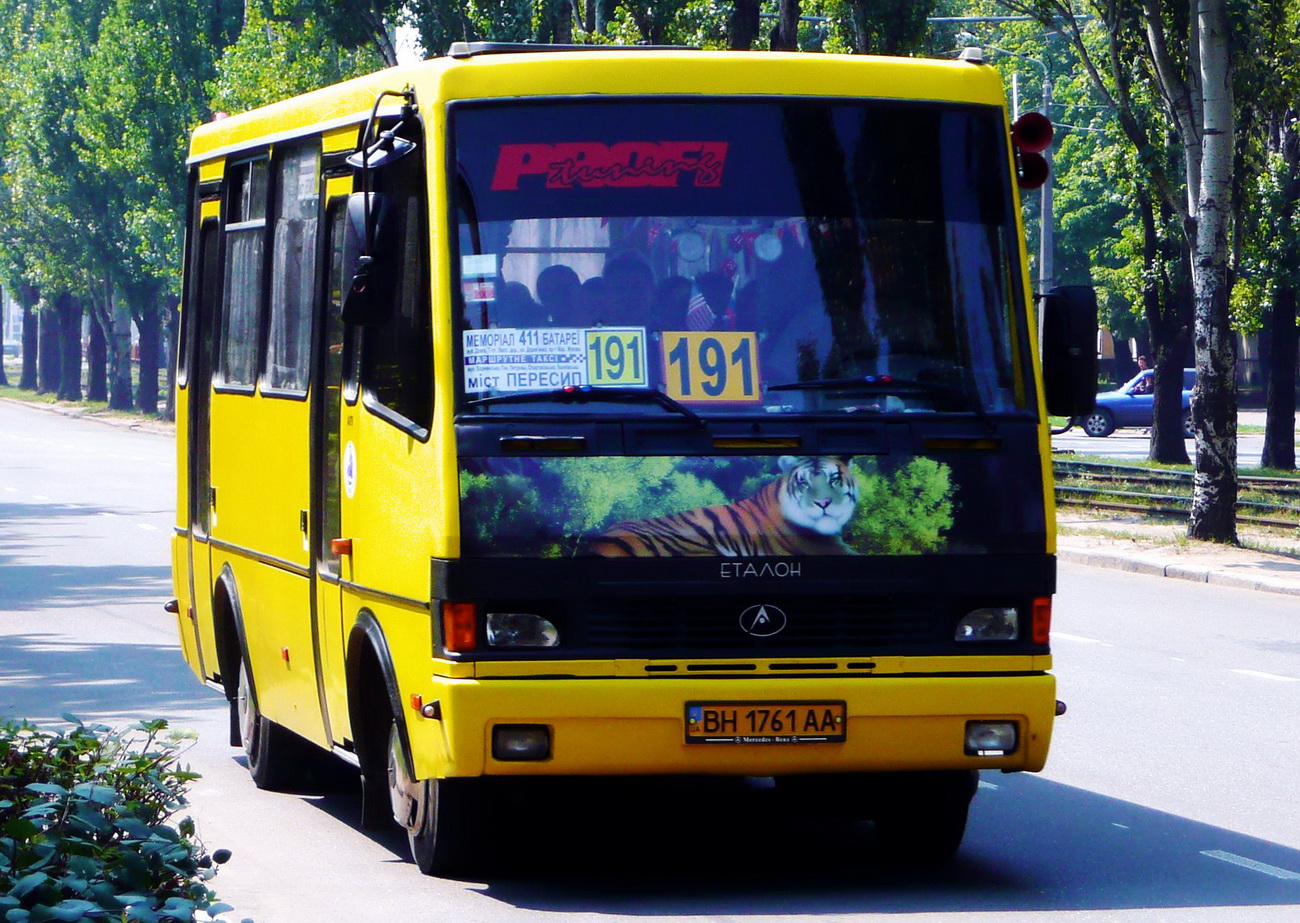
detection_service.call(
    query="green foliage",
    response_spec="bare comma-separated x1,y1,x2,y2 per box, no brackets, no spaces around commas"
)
553,456,727,542
0,718,239,923
844,457,955,554
207,4,384,114
461,456,955,557
460,457,728,556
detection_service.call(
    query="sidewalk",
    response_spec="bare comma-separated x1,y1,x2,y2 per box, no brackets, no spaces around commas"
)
0,395,174,436
1057,515,1300,597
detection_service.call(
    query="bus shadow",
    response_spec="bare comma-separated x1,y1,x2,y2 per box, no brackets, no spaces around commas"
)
462,773,1300,915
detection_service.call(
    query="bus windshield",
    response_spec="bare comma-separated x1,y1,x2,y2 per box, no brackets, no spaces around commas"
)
452,98,1030,418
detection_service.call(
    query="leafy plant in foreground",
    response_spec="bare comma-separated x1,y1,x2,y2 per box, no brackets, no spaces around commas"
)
0,717,241,923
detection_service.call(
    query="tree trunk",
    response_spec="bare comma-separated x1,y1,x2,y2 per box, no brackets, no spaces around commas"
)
109,304,133,411
1261,284,1297,470
1137,188,1191,463
90,283,134,411
87,314,107,402
56,293,82,402
594,0,616,34
0,294,8,387
555,0,573,42
364,8,398,67
135,307,161,415
164,297,179,422
38,304,60,395
770,0,800,50
19,292,37,390
727,0,760,49
1187,0,1237,543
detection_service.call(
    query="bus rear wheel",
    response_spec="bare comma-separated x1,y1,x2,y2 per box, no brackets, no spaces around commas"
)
237,658,310,791
387,723,490,877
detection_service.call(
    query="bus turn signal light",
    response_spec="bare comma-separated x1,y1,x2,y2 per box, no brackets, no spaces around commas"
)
330,538,353,556
1032,597,1052,645
442,602,478,653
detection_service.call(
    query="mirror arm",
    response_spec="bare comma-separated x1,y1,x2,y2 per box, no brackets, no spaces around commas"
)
355,85,418,256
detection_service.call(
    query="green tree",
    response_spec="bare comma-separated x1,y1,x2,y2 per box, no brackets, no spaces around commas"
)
846,458,955,554
1227,0,1299,471
208,3,384,114
1003,0,1243,541
0,0,128,405
78,0,225,415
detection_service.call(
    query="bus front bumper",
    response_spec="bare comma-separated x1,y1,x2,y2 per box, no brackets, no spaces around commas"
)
406,671,1056,780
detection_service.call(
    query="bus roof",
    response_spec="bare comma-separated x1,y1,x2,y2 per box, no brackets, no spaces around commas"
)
188,50,1006,165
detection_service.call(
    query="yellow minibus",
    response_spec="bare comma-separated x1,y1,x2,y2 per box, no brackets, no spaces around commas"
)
170,43,1096,875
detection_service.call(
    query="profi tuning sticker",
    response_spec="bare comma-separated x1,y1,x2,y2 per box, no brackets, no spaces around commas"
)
343,442,357,499
490,142,729,190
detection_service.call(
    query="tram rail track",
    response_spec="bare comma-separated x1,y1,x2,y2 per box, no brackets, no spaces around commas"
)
1052,458,1300,531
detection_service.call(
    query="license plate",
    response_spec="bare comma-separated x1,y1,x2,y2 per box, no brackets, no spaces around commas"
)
685,701,846,744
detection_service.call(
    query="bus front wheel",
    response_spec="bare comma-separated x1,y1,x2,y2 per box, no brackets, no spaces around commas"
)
387,723,490,877
237,658,310,791
871,770,978,863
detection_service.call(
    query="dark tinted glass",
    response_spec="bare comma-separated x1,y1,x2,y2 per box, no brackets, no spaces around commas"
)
451,99,1030,418
361,133,433,431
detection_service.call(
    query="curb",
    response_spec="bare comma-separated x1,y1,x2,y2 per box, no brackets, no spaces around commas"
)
0,396,173,436
1058,548,1300,597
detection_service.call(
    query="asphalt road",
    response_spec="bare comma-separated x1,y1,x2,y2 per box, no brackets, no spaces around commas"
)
1052,428,1270,467
3,401,1299,922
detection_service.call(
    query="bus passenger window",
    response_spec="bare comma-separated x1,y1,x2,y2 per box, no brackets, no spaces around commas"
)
220,157,268,387
266,142,320,394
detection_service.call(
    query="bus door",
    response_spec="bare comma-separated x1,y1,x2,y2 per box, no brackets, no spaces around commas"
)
186,211,221,677
312,192,352,742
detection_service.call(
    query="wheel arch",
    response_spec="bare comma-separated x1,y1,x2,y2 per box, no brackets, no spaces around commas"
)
346,610,414,778
212,564,252,747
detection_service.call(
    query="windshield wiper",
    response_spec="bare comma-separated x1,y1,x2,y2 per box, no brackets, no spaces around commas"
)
464,386,705,428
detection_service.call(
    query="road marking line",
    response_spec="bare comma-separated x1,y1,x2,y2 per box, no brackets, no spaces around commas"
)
1112,823,1130,830
978,781,999,790
1231,669,1300,683
1201,850,1300,880
136,523,159,531
1052,631,1104,644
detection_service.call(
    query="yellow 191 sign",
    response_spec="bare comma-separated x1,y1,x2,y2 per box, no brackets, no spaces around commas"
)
585,328,647,387
661,331,762,403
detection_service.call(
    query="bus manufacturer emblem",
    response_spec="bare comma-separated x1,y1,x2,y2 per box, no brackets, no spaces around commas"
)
739,604,787,637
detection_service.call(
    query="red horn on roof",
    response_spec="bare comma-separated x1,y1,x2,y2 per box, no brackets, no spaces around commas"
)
1012,111,1053,154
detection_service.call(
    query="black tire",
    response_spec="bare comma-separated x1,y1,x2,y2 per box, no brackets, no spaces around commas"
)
1182,410,1195,439
870,770,978,864
237,658,312,791
387,722,491,877
1080,408,1115,438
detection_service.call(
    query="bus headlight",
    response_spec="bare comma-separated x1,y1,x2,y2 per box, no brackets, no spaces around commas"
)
486,612,559,648
954,607,1019,641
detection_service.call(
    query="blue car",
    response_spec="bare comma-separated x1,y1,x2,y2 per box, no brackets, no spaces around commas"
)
1075,369,1195,438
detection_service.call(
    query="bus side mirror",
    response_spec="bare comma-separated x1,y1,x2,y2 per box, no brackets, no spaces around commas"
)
340,192,395,326
1040,285,1098,417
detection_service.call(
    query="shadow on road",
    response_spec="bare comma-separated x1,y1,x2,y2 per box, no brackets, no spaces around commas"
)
276,770,1300,915
0,631,203,724
0,562,172,610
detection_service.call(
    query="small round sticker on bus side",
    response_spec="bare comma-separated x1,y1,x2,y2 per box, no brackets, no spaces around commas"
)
343,442,357,499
